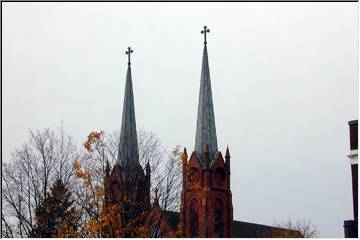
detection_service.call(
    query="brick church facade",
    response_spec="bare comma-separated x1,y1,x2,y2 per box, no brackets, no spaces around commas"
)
104,27,302,238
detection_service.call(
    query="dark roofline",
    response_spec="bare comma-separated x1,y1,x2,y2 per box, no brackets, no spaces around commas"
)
161,211,303,238
232,220,303,238
348,120,358,125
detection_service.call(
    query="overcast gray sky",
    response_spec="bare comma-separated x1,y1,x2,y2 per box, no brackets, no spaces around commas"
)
2,2,358,237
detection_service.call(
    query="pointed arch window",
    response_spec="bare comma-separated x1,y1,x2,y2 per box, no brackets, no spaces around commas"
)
189,198,199,237
215,198,224,237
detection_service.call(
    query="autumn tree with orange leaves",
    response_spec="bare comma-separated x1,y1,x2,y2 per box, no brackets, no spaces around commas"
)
71,131,150,237
73,130,182,237
2,126,182,238
69,131,120,237
77,128,182,211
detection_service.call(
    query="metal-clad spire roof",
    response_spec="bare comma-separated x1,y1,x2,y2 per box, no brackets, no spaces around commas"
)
118,47,139,169
194,27,218,165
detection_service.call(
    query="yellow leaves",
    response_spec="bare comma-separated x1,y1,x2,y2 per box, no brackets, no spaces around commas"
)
82,218,102,238
79,204,123,238
83,131,103,152
75,171,92,189
73,162,81,170
75,170,90,179
181,152,188,164
52,218,79,238
81,208,119,238
72,164,121,237
136,225,149,238
172,145,186,166
95,187,104,200
176,224,183,237
71,131,151,237
73,161,94,190
84,181,92,188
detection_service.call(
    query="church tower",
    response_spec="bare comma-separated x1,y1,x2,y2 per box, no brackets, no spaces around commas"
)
179,26,233,238
104,47,151,237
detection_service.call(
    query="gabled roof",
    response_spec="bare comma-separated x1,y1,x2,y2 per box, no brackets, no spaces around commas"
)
233,220,303,238
161,211,303,238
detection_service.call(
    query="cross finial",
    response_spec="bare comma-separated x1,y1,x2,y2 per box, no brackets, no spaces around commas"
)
200,25,210,45
125,46,134,65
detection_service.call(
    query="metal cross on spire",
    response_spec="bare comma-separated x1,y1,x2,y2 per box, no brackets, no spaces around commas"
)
201,25,210,45
125,46,134,65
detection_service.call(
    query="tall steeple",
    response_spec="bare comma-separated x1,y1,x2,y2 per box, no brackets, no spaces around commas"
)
118,46,139,169
194,26,218,164
179,27,233,238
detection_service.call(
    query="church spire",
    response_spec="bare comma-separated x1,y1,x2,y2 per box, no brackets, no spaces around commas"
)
118,46,139,169
194,26,218,165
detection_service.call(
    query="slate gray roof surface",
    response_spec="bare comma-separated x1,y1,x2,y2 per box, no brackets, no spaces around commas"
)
232,220,302,238
163,211,302,238
194,45,218,165
118,65,140,169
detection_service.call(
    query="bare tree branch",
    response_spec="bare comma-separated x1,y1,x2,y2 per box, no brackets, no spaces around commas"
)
2,127,80,238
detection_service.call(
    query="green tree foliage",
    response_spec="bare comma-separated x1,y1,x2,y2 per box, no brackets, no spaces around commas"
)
30,179,78,237
2,127,181,237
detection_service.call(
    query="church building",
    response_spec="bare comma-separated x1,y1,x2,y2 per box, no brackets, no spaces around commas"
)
104,27,302,238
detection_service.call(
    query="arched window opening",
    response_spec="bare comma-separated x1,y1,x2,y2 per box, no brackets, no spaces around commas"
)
189,198,199,237
215,198,224,237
